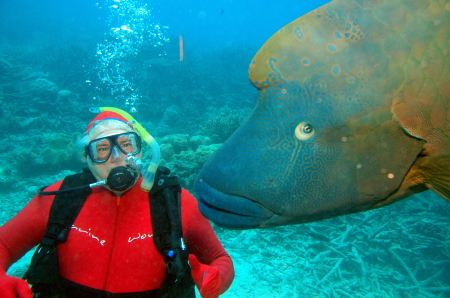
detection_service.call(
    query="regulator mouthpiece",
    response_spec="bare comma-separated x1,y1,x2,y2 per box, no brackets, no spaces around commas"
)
106,166,137,191
126,154,142,171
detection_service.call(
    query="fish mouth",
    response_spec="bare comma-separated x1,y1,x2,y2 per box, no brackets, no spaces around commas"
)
194,178,274,229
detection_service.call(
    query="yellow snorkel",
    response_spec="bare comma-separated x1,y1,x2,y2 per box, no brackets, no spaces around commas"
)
89,107,160,192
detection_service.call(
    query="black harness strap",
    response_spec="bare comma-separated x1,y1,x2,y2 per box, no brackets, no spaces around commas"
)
45,169,96,243
150,166,195,298
24,169,96,295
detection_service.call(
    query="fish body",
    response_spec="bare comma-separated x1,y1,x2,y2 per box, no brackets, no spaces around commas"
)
194,0,450,229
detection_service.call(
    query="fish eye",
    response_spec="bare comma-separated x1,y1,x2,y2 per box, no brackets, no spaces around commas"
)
295,122,314,140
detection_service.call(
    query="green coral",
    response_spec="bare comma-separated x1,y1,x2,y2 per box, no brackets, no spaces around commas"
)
160,143,174,162
164,143,221,192
0,58,12,77
201,106,251,143
189,135,211,151
28,78,59,102
158,134,212,160
15,133,84,176
41,133,84,170
0,167,15,191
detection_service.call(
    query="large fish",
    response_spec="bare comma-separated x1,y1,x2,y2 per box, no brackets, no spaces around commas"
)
194,0,450,229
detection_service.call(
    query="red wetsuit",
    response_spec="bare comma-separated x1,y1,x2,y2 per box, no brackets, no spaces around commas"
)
0,178,234,294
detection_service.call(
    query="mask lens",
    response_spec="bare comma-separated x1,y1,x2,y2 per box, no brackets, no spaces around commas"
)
87,132,141,163
89,138,113,163
117,133,140,155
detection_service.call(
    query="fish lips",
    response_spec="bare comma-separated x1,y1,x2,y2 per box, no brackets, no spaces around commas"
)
194,178,274,229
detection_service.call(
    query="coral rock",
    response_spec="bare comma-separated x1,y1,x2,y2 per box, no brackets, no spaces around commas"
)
160,143,174,162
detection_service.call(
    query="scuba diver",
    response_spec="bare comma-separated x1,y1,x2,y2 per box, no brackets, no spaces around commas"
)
0,108,234,298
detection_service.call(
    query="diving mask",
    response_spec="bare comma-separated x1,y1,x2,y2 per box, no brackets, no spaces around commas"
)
86,132,141,164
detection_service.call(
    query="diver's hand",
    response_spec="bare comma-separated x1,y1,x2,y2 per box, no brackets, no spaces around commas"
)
0,273,32,298
189,254,221,298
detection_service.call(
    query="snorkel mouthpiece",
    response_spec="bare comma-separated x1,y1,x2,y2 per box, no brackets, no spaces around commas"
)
89,107,160,192
106,166,137,191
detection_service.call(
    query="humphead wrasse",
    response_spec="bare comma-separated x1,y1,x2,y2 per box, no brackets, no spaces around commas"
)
194,0,450,229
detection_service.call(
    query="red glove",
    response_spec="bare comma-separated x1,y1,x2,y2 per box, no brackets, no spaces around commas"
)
0,273,32,298
189,254,221,298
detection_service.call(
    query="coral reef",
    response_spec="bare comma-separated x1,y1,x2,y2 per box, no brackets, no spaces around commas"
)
165,144,221,191
56,89,74,102
0,58,12,77
160,143,175,162
159,134,212,157
200,106,252,143
14,133,84,176
189,135,211,151
41,133,84,170
157,134,218,191
28,78,59,104
0,167,15,192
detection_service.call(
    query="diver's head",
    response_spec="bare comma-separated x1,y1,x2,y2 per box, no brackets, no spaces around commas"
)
78,111,143,194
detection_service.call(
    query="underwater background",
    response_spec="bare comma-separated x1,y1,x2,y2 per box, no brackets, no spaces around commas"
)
0,0,449,297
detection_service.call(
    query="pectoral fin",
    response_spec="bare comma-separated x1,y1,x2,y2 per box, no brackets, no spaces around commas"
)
416,155,450,202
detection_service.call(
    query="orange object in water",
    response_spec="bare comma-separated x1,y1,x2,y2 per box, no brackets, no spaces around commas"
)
179,35,184,62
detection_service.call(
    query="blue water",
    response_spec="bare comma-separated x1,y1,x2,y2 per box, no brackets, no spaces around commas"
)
0,0,329,48
155,0,330,48
0,0,328,116
0,0,449,297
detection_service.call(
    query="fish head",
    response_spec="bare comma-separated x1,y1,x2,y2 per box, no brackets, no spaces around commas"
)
194,0,448,229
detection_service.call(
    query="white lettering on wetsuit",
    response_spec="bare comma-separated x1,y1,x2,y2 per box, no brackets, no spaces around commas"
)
71,226,106,246
128,233,153,243
70,226,152,245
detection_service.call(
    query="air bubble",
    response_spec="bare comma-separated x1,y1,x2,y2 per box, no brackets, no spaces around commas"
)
88,0,169,112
